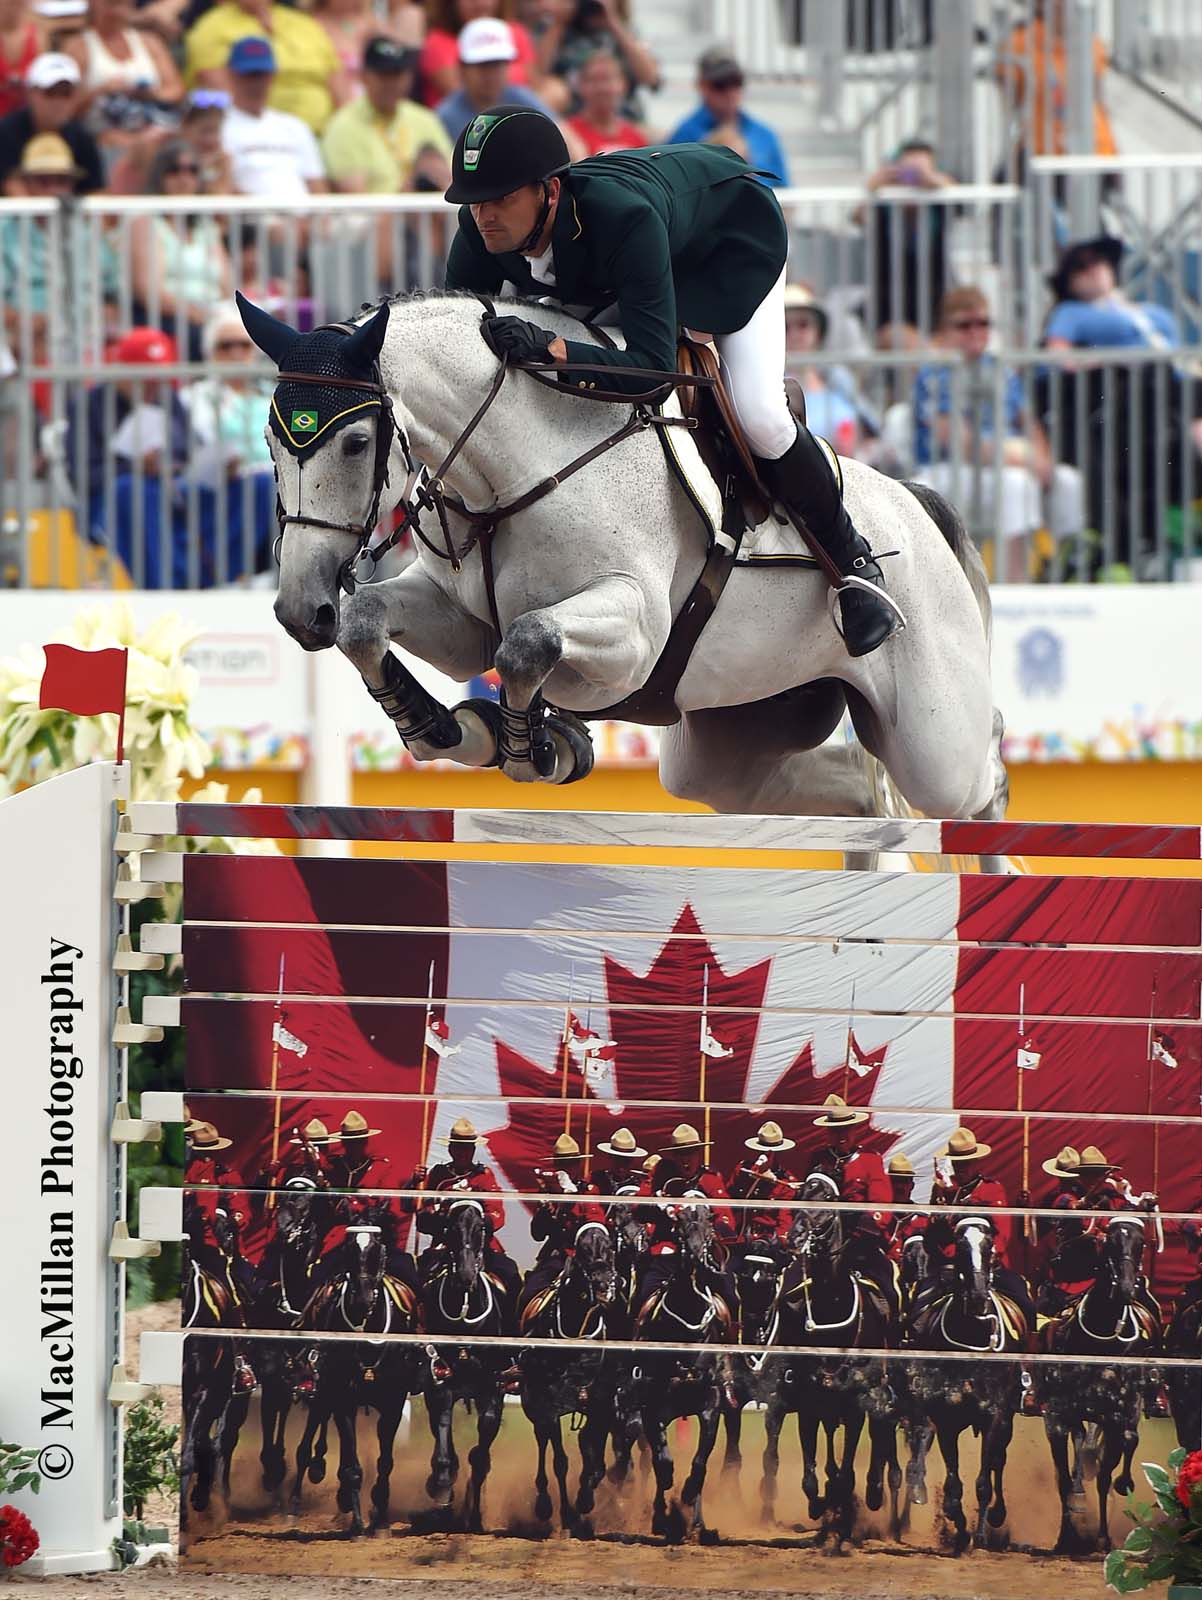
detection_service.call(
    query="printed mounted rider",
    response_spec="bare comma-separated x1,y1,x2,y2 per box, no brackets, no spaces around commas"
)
727,1118,797,1245
810,1093,898,1314
924,1125,1035,1328
413,1115,522,1301
1043,1143,1159,1322
185,1118,250,1235
587,1124,648,1196
442,106,902,658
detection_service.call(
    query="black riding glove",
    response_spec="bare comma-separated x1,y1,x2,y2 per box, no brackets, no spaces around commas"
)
482,314,557,365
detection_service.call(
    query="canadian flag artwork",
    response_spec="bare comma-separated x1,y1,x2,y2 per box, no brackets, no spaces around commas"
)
178,853,1201,1292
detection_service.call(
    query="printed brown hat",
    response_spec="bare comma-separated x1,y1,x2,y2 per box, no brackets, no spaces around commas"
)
1077,1145,1118,1171
447,1116,479,1143
290,1117,331,1146
745,1119,796,1154
939,1126,992,1162
1042,1145,1081,1179
596,1127,647,1160
340,1109,381,1139
659,1122,707,1152
813,1093,870,1128
189,1120,232,1151
551,1132,584,1162
888,1151,915,1178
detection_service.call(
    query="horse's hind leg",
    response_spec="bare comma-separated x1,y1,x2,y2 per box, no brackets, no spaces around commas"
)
494,579,664,784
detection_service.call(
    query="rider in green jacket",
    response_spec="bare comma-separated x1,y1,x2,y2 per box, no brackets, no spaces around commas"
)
443,106,901,658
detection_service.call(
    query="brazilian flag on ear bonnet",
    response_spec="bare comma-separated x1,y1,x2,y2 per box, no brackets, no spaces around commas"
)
268,326,382,456
445,104,570,205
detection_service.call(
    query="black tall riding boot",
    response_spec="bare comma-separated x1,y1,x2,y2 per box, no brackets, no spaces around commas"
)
759,424,902,658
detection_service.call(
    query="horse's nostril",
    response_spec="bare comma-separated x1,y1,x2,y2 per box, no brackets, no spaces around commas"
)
313,603,337,637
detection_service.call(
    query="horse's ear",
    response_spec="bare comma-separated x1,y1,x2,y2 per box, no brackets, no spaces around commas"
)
344,302,390,370
236,290,300,367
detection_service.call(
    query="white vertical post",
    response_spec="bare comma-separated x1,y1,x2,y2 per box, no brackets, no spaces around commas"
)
300,648,352,857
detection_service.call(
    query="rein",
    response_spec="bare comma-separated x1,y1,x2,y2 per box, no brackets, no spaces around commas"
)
272,300,716,639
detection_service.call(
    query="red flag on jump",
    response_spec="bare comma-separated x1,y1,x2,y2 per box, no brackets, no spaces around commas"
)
39,643,129,762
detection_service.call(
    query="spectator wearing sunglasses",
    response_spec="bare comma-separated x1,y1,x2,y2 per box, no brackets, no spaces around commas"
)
0,51,103,193
127,137,231,359
667,45,788,187
913,286,1083,581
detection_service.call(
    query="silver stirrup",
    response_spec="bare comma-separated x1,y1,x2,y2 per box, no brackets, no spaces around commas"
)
827,575,909,640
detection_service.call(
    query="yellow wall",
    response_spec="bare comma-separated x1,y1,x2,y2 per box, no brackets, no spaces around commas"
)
184,761,1202,877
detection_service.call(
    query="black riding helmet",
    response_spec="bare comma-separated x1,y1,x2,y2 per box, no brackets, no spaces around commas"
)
445,105,571,205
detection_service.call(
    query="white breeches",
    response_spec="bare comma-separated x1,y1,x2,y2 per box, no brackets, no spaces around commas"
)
713,266,797,461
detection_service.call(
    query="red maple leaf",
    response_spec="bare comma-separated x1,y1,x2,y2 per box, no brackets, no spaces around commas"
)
488,905,896,1206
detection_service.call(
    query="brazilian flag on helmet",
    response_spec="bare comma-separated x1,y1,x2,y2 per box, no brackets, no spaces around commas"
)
445,103,570,205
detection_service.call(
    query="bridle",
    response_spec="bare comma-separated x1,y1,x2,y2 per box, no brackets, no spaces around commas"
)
270,298,716,634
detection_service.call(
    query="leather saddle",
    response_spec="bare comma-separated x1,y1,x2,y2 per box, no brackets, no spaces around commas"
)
676,335,808,540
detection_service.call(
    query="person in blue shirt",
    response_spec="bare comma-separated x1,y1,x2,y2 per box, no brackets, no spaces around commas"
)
667,45,789,188
913,285,1083,580
1044,235,1179,349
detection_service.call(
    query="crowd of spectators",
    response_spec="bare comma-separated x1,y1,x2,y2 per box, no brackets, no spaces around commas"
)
1,0,1199,584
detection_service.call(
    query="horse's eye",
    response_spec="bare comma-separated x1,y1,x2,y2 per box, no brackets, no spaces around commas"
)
343,432,370,457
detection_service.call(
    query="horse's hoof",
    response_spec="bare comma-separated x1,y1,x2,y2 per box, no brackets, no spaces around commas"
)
866,1480,884,1513
699,1526,719,1546
571,1518,595,1541
807,1497,826,1520
1115,1474,1134,1497
544,708,594,785
534,1491,553,1522
309,1459,327,1484
986,1500,1007,1530
664,1502,687,1544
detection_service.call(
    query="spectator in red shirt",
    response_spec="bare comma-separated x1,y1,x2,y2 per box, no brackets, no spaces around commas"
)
420,0,538,106
565,46,644,155
0,0,43,119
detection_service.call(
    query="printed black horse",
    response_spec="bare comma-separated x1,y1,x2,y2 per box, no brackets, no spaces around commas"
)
1038,1216,1161,1553
908,1215,1028,1553
1166,1271,1202,1452
622,1204,732,1542
764,1173,898,1544
419,1196,514,1530
293,1206,421,1534
517,1218,625,1534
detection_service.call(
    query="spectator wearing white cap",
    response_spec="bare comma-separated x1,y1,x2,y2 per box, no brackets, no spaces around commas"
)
435,16,551,143
0,51,103,191
420,1,540,109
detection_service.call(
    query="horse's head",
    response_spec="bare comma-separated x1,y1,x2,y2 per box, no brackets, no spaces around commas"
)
674,1202,716,1271
237,292,395,651
788,1171,842,1261
445,1197,487,1289
953,1216,994,1317
275,1184,318,1257
211,1204,240,1259
1101,1215,1145,1300
347,1222,387,1308
732,1247,783,1336
572,1220,617,1305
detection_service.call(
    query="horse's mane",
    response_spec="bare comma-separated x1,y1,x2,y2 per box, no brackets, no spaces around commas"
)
354,287,613,347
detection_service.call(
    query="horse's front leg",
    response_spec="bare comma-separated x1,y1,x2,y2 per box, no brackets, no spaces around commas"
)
934,1411,968,1554
799,1406,824,1520
463,1384,503,1533
644,1415,677,1540
721,1388,744,1476
682,1391,723,1542
574,1407,610,1530
425,1385,456,1506
833,1409,865,1544
493,576,664,785
338,569,500,766
532,1422,552,1524
1046,1420,1080,1553
547,1413,575,1532
759,1398,785,1523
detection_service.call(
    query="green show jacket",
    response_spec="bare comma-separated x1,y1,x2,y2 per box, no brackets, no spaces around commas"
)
444,143,789,396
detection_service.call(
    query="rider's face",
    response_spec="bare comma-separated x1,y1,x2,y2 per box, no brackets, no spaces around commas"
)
827,1125,855,1154
471,182,549,255
449,1142,474,1170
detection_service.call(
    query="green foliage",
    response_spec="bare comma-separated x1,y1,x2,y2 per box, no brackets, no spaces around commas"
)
1106,1455,1202,1592
0,1442,41,1497
122,1394,179,1520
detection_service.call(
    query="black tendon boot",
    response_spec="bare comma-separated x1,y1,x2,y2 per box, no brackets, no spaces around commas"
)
760,424,903,657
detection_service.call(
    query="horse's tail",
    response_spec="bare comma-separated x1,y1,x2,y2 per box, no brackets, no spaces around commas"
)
851,481,1008,869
